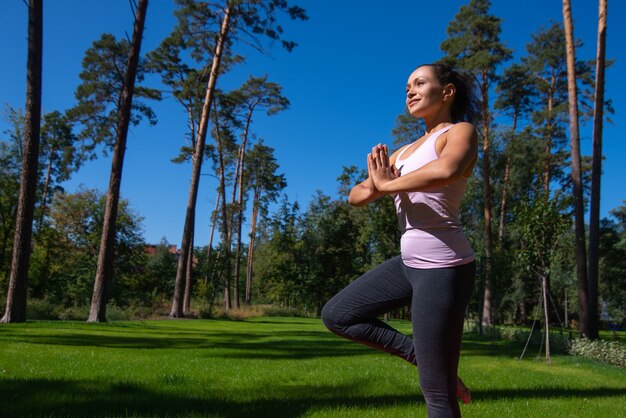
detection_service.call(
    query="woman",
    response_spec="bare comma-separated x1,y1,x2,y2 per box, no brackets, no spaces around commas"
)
321,63,478,418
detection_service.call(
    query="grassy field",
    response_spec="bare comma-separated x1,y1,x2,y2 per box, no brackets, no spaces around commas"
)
0,317,624,417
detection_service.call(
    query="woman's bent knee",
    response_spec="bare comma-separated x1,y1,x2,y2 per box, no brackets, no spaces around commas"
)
321,300,337,331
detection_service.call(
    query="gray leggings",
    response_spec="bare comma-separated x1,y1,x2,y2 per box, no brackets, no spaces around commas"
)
321,256,475,418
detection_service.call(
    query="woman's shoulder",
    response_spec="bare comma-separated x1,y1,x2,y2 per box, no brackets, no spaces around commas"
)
447,122,478,142
450,121,476,133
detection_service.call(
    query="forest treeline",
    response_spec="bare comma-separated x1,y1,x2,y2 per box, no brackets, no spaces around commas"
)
1,1,623,339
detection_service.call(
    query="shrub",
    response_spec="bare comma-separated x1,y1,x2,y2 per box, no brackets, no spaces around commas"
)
56,305,90,321
569,338,626,368
262,304,308,317
26,298,59,320
106,304,133,321
464,321,570,353
207,304,310,320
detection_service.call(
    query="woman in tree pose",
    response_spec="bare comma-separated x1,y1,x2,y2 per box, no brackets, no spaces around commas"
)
322,63,478,418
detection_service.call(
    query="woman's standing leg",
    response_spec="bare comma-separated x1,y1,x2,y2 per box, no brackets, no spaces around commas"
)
321,256,416,363
406,262,475,418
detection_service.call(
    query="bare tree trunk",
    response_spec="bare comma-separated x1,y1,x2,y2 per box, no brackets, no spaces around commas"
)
1,0,43,323
519,302,527,324
171,4,232,317
245,189,260,305
213,100,232,311
204,191,220,286
180,112,198,316
183,230,194,315
564,288,569,328
543,83,555,192
480,71,494,326
498,114,518,243
562,0,590,338
37,151,54,231
88,0,149,323
587,0,607,340
542,275,551,364
229,144,242,308
232,113,253,309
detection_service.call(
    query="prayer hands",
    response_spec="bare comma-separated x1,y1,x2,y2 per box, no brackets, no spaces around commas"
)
367,144,399,192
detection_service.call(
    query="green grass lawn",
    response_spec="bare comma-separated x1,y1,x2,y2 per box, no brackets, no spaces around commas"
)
0,317,624,417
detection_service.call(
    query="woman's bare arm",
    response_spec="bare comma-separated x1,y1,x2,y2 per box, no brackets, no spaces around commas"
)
348,144,407,207
369,123,477,194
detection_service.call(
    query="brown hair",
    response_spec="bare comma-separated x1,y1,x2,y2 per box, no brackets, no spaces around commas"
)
418,63,479,123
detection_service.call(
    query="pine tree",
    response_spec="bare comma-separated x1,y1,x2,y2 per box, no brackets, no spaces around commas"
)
88,0,152,322
587,0,608,340
1,0,43,323
562,0,590,337
168,0,307,317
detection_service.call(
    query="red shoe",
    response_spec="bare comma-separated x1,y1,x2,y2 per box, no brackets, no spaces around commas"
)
456,377,471,404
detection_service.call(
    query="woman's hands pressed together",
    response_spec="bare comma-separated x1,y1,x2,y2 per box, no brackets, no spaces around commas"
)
367,144,399,193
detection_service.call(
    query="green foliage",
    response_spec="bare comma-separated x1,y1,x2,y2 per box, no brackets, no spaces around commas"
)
227,75,290,120
599,203,626,321
246,139,286,216
515,193,569,276
391,108,425,149
440,0,512,76
36,187,145,308
25,298,134,321
0,106,85,297
0,107,23,289
298,192,363,313
254,195,302,306
254,181,401,314
145,29,209,163
38,111,81,185
569,338,626,368
68,33,160,154
142,239,178,300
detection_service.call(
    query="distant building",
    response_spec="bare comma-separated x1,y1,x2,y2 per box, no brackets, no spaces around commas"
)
144,244,178,256
143,243,199,266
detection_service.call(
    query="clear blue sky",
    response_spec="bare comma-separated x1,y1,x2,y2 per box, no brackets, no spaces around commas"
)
1,0,624,246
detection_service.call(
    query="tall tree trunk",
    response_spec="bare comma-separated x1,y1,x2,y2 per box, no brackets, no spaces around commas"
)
498,113,518,243
229,144,243,308
88,0,149,323
37,151,54,231
543,81,555,192
1,0,43,323
233,177,245,309
1,205,18,283
183,230,194,315
170,4,231,317
542,274,551,364
204,190,220,286
562,0,590,337
587,0,607,340
213,100,232,310
231,112,253,309
245,188,260,305
480,71,494,326
181,91,199,314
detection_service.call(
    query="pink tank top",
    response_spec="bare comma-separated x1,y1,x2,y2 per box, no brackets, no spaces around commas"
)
393,125,475,269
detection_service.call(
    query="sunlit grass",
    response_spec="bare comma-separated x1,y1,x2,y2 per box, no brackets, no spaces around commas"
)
0,317,624,417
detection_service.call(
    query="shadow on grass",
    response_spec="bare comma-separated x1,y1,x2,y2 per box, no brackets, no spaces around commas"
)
1,377,624,418
0,377,419,417
460,340,535,358
0,319,567,361
1,322,380,360
471,387,626,401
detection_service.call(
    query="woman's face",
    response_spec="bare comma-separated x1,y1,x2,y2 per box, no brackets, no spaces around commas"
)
405,66,446,118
